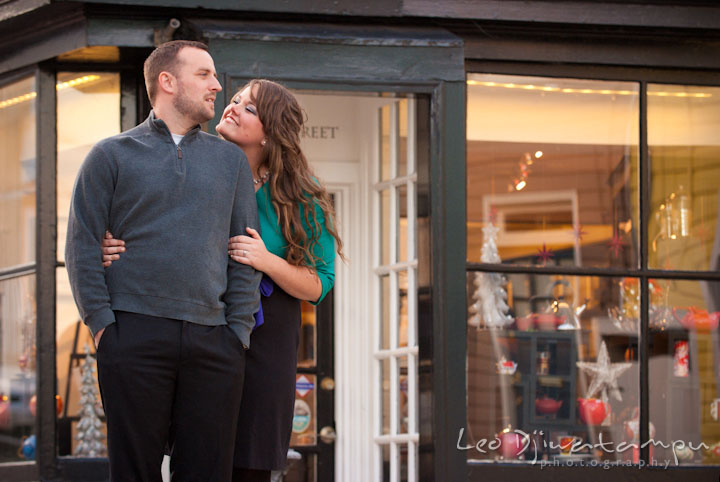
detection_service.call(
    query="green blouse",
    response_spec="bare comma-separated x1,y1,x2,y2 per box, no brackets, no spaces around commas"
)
255,182,335,305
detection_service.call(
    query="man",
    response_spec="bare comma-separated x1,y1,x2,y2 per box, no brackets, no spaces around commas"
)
65,40,260,481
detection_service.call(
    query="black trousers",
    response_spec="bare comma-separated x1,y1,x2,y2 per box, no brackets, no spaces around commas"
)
97,311,246,482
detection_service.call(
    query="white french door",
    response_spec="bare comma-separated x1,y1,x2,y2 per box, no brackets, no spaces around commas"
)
373,98,419,482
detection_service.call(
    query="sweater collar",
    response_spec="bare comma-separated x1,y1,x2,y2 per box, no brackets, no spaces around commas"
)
146,110,202,140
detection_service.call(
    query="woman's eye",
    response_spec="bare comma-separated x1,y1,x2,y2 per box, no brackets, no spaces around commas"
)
246,106,256,115
232,98,240,104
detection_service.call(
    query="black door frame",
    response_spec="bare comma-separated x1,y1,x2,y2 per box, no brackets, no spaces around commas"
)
293,290,334,482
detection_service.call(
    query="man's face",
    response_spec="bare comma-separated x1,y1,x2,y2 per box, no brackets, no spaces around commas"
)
172,47,222,124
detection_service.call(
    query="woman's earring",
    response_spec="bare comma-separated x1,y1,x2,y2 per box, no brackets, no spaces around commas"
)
261,139,267,146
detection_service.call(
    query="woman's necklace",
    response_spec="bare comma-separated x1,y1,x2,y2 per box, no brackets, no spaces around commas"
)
253,169,270,185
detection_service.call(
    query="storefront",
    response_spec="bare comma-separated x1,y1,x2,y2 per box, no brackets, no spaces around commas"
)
0,1,719,481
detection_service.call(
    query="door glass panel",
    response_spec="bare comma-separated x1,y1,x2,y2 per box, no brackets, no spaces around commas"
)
0,273,36,463
397,184,408,263
381,358,391,435
398,270,408,348
298,301,317,368
291,373,317,446
55,72,120,457
381,189,392,266
648,84,720,271
0,75,36,270
380,105,392,181
381,275,391,350
648,278,720,465
466,271,640,464
466,74,640,269
398,98,408,178
398,356,409,434
381,443,391,481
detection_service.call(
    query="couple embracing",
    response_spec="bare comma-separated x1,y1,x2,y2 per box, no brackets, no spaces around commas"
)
66,40,343,481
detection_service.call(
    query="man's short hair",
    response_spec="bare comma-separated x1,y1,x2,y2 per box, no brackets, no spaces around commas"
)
143,40,209,106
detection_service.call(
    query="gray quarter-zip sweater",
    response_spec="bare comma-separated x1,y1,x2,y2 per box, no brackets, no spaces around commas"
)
65,111,261,348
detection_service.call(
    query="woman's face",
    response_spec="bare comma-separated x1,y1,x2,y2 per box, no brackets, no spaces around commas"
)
216,85,266,150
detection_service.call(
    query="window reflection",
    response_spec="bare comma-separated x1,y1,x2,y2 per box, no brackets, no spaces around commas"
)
297,301,317,368
649,278,720,465
466,272,640,464
648,84,720,271
466,74,639,269
55,72,120,457
0,75,36,270
0,274,36,463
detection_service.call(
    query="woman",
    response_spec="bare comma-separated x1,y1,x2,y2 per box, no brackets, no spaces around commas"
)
102,79,344,482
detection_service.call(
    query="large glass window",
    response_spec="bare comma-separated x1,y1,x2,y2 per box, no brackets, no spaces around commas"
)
648,84,720,271
466,273,639,464
466,74,720,469
55,72,120,457
0,76,36,270
0,74,37,464
648,278,720,465
467,74,639,270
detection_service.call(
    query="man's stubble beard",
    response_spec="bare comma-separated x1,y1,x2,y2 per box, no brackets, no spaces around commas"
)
173,79,214,125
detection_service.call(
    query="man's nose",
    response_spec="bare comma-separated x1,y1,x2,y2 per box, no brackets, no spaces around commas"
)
211,76,222,92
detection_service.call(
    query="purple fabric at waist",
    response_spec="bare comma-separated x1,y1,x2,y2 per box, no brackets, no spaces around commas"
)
253,275,274,329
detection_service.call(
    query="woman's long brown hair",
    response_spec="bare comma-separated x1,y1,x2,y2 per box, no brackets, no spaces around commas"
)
244,79,345,268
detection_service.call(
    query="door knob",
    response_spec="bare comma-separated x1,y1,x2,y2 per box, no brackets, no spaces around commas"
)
320,377,335,391
319,425,336,444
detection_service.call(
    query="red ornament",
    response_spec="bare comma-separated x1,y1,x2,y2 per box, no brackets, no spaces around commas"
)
535,396,563,415
573,224,587,242
608,233,625,258
28,395,63,416
577,397,609,425
0,396,9,430
497,428,526,459
536,243,554,265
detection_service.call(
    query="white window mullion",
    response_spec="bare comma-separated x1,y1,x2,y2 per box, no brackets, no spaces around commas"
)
390,441,400,482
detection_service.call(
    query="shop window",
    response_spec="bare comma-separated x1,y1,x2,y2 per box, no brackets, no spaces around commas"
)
649,278,720,465
466,73,720,469
466,74,639,269
648,84,720,271
0,74,37,464
0,75,36,270
55,72,120,457
465,272,640,464
0,274,37,464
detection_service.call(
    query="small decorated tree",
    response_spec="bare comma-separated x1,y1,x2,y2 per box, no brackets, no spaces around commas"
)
468,223,513,329
74,344,106,457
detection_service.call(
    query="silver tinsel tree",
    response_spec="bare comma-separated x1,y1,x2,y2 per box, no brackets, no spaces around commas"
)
468,223,513,328
74,344,106,457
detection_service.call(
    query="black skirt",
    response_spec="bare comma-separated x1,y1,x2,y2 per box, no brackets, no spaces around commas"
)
233,285,301,471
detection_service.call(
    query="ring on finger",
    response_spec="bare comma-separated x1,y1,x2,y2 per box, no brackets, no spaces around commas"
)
242,249,247,257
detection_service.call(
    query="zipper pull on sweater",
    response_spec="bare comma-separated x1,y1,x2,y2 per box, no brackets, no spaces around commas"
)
177,146,183,159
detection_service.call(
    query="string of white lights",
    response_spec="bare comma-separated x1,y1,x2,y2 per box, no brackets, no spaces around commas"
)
0,75,101,109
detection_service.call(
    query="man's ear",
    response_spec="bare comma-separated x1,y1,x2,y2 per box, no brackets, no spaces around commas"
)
157,71,176,96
